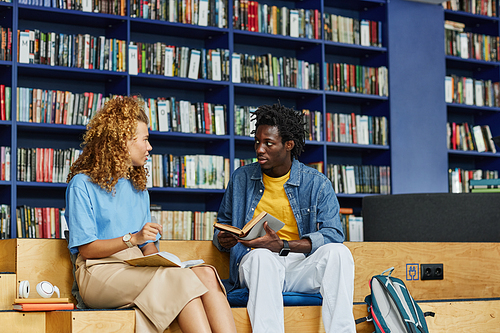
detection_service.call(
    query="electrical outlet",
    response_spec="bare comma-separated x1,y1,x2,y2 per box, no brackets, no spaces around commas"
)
420,264,444,280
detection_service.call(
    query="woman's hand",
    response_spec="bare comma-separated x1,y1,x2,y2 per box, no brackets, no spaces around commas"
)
132,222,163,246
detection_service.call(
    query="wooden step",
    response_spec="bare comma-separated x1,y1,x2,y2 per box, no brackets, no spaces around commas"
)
0,273,16,310
46,309,135,333
8,299,500,332
0,311,46,333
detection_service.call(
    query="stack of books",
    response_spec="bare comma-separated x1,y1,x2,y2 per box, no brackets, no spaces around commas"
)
469,179,500,193
13,298,74,311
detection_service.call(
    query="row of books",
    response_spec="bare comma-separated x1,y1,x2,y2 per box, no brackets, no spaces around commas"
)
150,206,216,240
339,208,363,242
326,164,391,195
443,0,497,17
0,204,10,239
128,42,230,81
234,105,256,137
16,147,82,183
232,52,320,90
0,146,11,181
234,105,322,141
445,22,498,62
469,178,500,192
18,29,127,72
445,75,500,107
15,205,68,239
326,113,388,146
449,168,499,193
233,157,257,170
130,0,228,28
19,0,126,15
0,26,12,62
0,85,11,121
234,1,321,40
324,13,382,48
138,96,227,135
145,154,229,189
17,87,112,125
324,63,389,97
447,123,497,153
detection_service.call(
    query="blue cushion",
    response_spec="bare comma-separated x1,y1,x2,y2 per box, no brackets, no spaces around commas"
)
227,288,323,307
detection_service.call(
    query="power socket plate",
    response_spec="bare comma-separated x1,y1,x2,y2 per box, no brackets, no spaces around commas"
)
420,263,444,280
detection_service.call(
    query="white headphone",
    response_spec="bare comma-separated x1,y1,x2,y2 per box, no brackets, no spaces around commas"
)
19,280,60,299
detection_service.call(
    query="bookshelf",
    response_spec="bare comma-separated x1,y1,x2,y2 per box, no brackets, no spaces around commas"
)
5,0,486,240
443,1,500,192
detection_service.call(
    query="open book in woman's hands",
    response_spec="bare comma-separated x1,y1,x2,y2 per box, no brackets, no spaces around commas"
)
125,252,204,268
213,211,285,240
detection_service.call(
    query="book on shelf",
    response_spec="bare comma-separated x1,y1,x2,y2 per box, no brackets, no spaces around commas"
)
125,251,205,268
13,302,74,311
348,216,364,242
14,298,70,304
15,205,67,239
151,208,217,240
469,178,500,189
1,204,11,239
213,211,285,240
448,168,499,193
324,62,389,97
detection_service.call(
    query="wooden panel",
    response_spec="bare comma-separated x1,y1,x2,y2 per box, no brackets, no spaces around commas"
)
70,310,135,333
0,273,17,310
46,311,72,333
0,311,46,333
421,300,500,332
0,239,17,272
165,307,325,333
16,239,74,301
345,242,500,302
159,240,230,279
353,300,500,333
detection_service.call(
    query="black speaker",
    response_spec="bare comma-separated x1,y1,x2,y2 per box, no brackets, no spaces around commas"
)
362,193,500,242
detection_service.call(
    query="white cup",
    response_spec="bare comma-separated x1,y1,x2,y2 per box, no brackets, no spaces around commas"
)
36,281,60,298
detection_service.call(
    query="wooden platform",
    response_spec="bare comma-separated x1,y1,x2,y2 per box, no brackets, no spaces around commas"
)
1,238,499,332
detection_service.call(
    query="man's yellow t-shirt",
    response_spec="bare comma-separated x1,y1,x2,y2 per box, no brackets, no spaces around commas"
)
253,170,300,241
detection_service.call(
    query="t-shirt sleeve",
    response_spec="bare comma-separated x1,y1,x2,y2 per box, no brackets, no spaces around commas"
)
66,181,98,254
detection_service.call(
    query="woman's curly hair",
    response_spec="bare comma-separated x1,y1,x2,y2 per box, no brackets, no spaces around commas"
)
67,96,149,193
251,103,306,160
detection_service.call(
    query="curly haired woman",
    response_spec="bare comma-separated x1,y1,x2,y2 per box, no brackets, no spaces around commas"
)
65,96,236,333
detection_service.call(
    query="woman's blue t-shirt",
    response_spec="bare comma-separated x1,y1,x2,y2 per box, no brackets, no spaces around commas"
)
65,173,156,254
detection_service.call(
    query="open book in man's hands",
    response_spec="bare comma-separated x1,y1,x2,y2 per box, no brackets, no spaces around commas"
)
124,252,204,268
213,211,285,240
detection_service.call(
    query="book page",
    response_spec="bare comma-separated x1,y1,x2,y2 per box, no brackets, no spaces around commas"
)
240,213,285,241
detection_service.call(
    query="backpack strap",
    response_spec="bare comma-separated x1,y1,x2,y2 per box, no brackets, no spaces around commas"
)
381,266,395,277
355,314,372,325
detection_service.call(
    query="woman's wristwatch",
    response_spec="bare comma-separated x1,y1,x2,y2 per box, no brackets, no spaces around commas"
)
279,239,290,256
122,233,134,248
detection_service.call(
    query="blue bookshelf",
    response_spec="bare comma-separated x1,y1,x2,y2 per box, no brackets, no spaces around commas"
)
6,0,489,239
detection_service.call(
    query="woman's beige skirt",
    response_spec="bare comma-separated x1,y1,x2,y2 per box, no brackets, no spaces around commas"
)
75,247,211,333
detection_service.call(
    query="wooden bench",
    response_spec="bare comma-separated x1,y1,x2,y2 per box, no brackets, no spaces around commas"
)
1,238,500,332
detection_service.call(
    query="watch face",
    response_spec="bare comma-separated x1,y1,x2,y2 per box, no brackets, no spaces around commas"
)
123,234,131,242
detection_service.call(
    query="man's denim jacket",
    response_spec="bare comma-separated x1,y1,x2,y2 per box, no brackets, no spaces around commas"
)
213,159,345,292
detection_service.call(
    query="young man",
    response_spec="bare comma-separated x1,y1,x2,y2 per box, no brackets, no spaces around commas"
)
213,103,355,333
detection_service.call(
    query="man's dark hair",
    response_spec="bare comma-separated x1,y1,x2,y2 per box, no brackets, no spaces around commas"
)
251,103,306,160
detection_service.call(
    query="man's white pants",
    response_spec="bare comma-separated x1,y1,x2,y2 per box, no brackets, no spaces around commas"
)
239,243,355,333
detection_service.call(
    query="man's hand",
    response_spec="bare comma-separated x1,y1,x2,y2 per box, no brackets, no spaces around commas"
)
218,230,239,249
238,222,283,252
